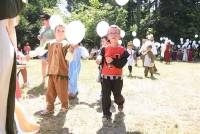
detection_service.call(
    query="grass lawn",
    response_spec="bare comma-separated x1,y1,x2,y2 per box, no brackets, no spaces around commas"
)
19,59,200,134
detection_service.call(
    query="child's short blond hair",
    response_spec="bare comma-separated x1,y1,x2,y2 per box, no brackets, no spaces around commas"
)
55,24,65,31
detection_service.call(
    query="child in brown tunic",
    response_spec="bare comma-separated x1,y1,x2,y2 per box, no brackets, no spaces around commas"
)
144,45,155,77
42,24,70,115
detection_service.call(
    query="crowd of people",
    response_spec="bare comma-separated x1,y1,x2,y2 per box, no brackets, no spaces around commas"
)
1,1,200,132
158,39,200,63
164,43,200,62
15,18,200,132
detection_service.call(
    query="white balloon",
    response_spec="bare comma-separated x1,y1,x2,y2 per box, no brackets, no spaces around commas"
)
22,0,28,3
49,15,64,30
65,20,85,45
180,38,184,44
80,46,89,59
154,42,161,48
132,31,136,37
118,40,122,45
96,21,109,37
120,30,125,38
133,38,141,47
115,0,129,6
195,34,198,38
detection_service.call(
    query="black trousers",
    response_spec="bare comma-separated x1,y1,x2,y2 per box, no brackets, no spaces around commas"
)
144,67,153,76
101,78,124,117
128,66,132,74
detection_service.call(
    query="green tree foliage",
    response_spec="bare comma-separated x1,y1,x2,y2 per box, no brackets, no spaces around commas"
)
17,0,200,49
153,0,200,42
16,0,57,49
65,0,128,48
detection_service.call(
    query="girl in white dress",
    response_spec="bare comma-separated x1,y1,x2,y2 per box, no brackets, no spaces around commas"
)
182,46,188,62
127,41,135,77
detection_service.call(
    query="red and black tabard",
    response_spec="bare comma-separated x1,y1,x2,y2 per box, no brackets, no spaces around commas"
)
102,46,125,76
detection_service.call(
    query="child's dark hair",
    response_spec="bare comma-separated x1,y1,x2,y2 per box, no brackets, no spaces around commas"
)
147,45,152,49
101,36,107,40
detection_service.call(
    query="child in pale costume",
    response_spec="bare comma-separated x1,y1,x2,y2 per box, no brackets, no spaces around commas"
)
68,44,89,98
182,46,188,62
139,39,148,66
146,34,158,72
127,41,135,77
42,24,70,115
144,45,155,77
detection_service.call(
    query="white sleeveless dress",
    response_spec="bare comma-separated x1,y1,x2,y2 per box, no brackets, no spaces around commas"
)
0,19,14,134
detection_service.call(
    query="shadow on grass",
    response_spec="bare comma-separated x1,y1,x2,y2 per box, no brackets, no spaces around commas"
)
79,100,116,113
126,74,144,79
144,76,158,80
133,76,144,79
97,112,143,134
37,112,72,134
69,97,79,110
126,131,142,134
154,72,160,75
27,83,47,98
126,75,144,80
96,112,126,134
150,76,158,80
